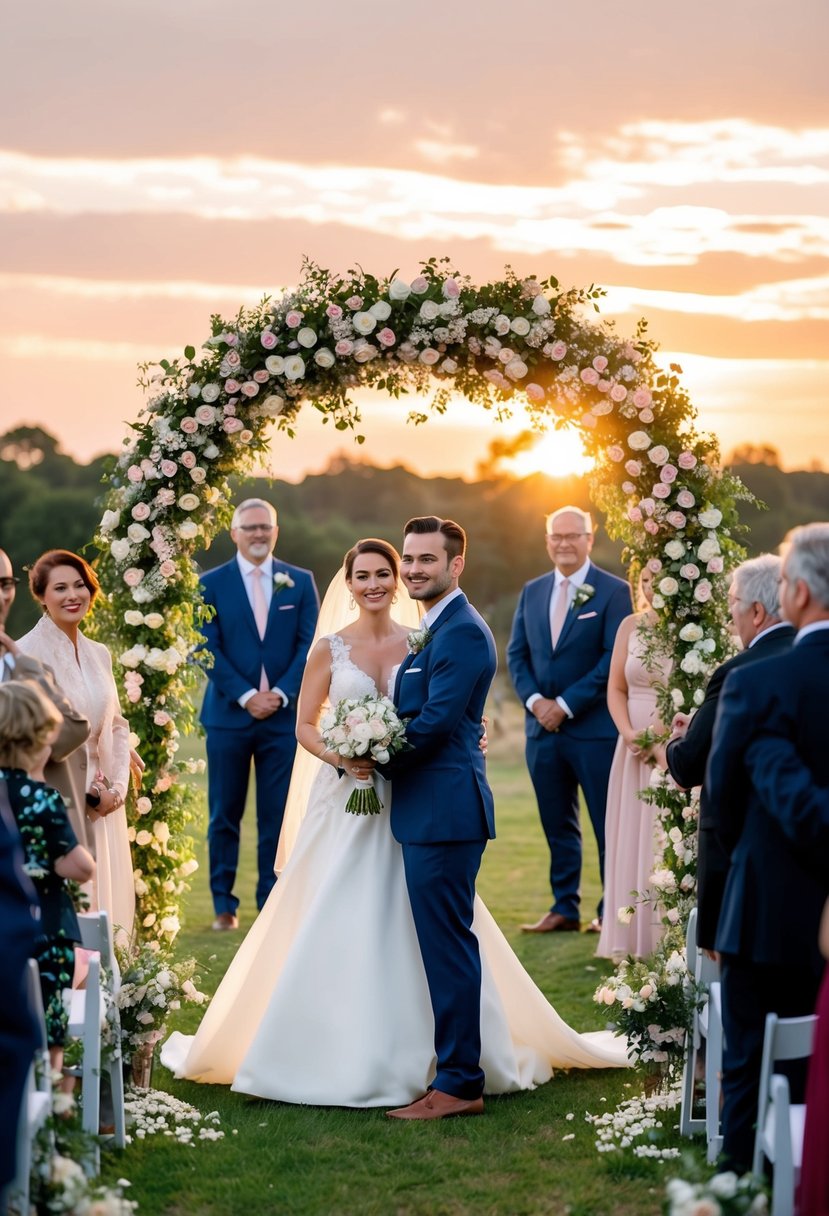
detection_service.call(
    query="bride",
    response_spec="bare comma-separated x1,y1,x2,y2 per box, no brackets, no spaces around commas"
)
162,538,627,1106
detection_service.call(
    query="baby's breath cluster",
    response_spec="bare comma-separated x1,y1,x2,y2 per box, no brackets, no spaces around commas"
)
124,1087,224,1146
587,1081,682,1158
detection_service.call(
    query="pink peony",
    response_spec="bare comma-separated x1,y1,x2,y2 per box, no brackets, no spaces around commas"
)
632,388,652,409
224,378,240,394
154,710,172,727
127,464,144,483
652,483,671,499
628,506,643,523
241,381,259,397
285,310,303,327
694,579,713,602
224,402,237,416
667,511,687,529
159,560,176,578
155,488,176,507
131,503,151,521
677,450,697,469
706,556,724,574
644,519,659,535
335,339,354,356
610,383,627,402
580,367,600,386
345,295,363,310
123,567,144,587
180,417,199,435
126,684,142,704
194,405,215,425
260,329,277,349
376,327,396,348
549,340,568,360
660,464,678,483
180,451,197,469
326,303,344,320
676,489,695,509
409,277,429,294
625,460,642,477
223,416,243,433
442,277,460,298
640,497,656,516
680,563,701,580
253,369,270,384
593,355,608,373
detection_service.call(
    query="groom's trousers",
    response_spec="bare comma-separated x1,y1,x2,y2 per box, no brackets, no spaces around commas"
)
401,839,486,1100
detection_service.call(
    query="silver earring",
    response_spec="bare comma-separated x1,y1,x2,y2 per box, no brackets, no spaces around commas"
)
391,594,398,604
348,594,356,610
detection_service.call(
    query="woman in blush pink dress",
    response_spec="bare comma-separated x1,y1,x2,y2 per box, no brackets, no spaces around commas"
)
596,567,669,960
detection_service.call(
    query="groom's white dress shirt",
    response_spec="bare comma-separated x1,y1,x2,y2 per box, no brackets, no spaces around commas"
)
524,557,593,720
422,587,464,631
236,553,288,709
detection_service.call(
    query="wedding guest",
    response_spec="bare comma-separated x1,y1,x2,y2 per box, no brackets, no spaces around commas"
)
657,554,794,951
17,550,135,942
707,522,829,1174
596,567,669,960
0,777,38,1211
507,506,631,933
0,681,95,1073
200,499,319,930
0,547,91,851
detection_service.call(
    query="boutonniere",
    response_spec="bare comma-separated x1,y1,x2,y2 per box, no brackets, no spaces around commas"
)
407,624,433,655
572,584,595,611
273,571,295,594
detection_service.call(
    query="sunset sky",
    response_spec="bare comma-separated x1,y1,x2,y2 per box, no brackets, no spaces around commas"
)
2,0,827,480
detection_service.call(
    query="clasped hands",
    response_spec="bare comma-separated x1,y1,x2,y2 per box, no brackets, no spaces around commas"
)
531,697,567,733
245,691,284,720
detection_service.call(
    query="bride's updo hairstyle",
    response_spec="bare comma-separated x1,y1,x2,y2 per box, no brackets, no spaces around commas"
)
29,549,100,607
343,538,401,583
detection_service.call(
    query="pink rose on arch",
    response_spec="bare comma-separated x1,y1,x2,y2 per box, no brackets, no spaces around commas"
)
596,379,611,394
607,445,625,462
660,464,678,484
131,503,151,521
194,405,216,425
223,402,237,415
241,381,259,397
225,378,240,394
285,310,303,328
419,348,440,366
680,563,701,580
648,445,670,466
159,560,176,579
127,464,144,483
335,339,354,357
622,480,636,495
610,383,628,402
442,277,460,298
326,303,343,321
124,567,144,587
706,556,724,574
549,340,568,360
377,327,396,348
581,413,598,430
180,451,197,469
155,488,176,507
694,579,713,602
180,417,199,435
409,277,429,294
223,416,244,433
676,490,696,509
677,451,697,469
627,506,643,523
154,710,172,727
592,355,608,373
639,497,655,516
126,684,142,704
625,460,642,477
260,329,277,349
644,519,659,535
253,369,270,384
632,388,652,409
652,483,671,499
639,409,655,424
580,367,600,386
345,295,363,310
667,511,687,529
647,558,663,573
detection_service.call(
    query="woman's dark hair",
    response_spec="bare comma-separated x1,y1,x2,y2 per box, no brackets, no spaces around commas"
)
29,550,100,605
403,515,466,560
343,538,401,582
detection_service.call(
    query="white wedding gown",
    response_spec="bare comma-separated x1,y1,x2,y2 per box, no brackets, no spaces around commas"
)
161,637,628,1105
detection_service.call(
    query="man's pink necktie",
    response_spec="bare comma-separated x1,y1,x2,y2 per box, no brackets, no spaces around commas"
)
251,567,270,690
550,577,570,648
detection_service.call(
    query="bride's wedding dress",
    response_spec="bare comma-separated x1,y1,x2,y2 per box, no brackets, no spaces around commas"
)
161,636,628,1105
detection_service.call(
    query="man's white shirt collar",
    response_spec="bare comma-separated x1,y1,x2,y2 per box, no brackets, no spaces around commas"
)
795,620,829,643
237,553,274,578
423,587,463,629
554,558,591,590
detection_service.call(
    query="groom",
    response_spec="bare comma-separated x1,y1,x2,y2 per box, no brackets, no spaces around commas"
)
384,516,497,1120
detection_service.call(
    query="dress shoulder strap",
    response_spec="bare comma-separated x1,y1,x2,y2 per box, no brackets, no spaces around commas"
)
324,634,352,666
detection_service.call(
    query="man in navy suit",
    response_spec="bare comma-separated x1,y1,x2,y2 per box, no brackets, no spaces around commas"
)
707,522,829,1173
200,499,319,929
507,506,631,933
658,554,794,951
385,517,496,1121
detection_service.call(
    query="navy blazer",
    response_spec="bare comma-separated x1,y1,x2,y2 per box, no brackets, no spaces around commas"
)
707,629,829,971
199,556,319,733
506,563,632,740
387,594,497,845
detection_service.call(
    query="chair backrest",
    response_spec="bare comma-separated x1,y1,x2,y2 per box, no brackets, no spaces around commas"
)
686,907,698,978
25,958,48,1055
755,1012,818,1166
77,910,120,988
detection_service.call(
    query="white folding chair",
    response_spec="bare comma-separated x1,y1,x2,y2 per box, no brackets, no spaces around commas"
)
8,960,53,1215
705,980,723,1162
753,1011,817,1216
75,910,126,1149
679,906,723,1160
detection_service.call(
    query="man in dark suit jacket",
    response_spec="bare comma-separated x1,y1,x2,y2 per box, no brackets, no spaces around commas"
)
707,522,829,1173
507,507,631,933
660,554,794,950
200,499,319,929
385,517,497,1120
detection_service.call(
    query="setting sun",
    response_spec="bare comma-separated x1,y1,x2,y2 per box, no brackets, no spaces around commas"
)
506,429,595,480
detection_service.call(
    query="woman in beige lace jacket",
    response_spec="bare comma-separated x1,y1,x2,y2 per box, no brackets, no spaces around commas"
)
18,550,135,942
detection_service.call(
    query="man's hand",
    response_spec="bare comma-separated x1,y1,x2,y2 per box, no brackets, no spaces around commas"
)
245,692,282,720
670,712,691,737
531,697,567,733
0,628,19,657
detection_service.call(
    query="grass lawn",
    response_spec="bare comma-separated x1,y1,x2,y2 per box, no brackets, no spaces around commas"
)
101,718,695,1215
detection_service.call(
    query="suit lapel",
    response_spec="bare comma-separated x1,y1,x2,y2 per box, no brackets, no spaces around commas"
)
555,564,598,651
393,593,467,703
230,559,261,646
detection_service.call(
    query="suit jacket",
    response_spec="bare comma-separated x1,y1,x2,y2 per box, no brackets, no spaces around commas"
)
506,562,632,740
707,629,829,972
388,593,497,845
199,556,319,733
4,651,91,851
665,623,795,949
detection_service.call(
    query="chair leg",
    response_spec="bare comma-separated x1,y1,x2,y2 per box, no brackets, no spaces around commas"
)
706,983,723,1163
109,1056,126,1150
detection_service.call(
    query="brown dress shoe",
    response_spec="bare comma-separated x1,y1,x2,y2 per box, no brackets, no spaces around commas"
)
211,912,239,931
386,1089,484,1120
520,911,580,933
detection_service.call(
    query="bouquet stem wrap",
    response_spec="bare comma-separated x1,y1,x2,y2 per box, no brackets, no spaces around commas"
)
346,776,382,816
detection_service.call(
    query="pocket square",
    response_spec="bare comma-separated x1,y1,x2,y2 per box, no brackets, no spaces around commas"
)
277,604,295,611
403,667,422,674
577,610,598,620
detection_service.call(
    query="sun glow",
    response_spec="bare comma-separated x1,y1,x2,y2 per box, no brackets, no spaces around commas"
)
507,430,595,479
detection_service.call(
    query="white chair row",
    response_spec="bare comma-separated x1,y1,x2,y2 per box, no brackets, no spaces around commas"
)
679,906,723,1162
753,1011,816,1216
8,960,53,1216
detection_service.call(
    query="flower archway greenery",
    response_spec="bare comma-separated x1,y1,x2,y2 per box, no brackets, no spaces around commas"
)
93,257,747,1052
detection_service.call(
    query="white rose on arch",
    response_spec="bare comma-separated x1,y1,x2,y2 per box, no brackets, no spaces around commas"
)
697,538,720,562
419,300,440,322
296,327,317,348
510,317,531,336
110,538,132,562
531,295,551,316
388,279,411,301
283,355,306,381
314,348,336,369
659,577,679,596
265,355,285,375
352,312,377,335
698,508,723,529
627,431,651,451
201,383,221,403
369,300,392,321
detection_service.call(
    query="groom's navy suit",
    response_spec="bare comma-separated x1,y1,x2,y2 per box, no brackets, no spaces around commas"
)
200,556,319,914
389,592,496,1100
706,627,829,1171
507,562,631,919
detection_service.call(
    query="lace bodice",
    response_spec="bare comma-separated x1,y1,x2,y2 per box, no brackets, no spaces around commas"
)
326,635,398,702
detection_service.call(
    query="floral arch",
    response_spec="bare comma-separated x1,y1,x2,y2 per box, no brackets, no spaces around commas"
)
93,258,746,986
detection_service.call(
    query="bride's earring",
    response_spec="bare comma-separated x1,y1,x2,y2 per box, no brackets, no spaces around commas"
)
348,594,356,610
391,594,398,604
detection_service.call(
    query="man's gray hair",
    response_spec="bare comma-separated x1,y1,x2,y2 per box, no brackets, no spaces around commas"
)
545,505,594,535
781,522,829,610
231,499,277,529
731,554,782,618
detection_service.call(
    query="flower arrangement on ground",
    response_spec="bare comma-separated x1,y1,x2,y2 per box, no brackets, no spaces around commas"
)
665,1170,769,1215
319,693,409,814
115,940,208,1063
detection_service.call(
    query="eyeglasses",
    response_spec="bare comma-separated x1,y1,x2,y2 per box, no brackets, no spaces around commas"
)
237,525,274,534
547,533,589,544
0,577,19,591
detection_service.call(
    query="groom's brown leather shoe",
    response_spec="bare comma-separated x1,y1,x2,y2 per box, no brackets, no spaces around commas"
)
211,912,239,931
386,1089,484,1120
520,912,580,933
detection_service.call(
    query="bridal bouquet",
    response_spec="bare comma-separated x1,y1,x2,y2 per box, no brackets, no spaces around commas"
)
320,694,409,815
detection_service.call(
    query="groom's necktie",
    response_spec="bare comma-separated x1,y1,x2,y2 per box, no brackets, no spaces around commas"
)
251,567,270,691
550,577,570,649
